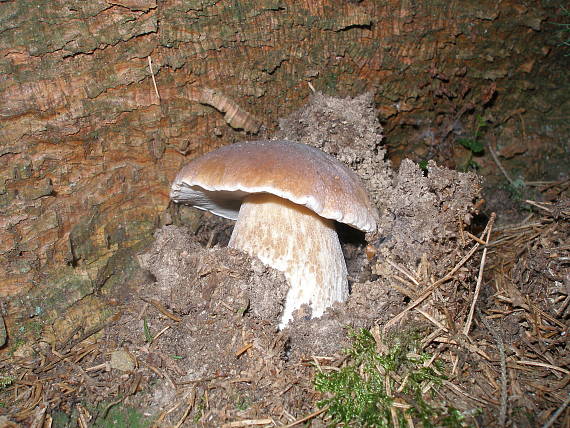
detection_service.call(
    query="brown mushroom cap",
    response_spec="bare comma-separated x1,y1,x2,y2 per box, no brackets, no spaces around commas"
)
170,140,379,232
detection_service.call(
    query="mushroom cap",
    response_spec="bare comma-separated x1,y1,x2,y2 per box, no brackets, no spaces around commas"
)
170,140,379,232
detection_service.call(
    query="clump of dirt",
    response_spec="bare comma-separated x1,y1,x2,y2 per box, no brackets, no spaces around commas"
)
91,223,406,425
273,91,391,209
129,225,404,360
375,159,482,277
137,225,288,322
100,226,321,424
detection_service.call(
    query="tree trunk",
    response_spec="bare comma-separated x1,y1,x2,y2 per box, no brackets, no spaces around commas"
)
0,0,567,325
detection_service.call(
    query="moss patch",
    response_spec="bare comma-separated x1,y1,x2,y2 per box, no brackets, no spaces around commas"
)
315,328,469,427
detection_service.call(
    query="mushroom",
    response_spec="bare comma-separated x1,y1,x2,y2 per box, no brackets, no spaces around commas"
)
170,140,379,328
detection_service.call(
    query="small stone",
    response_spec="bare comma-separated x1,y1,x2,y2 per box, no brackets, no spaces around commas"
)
110,349,136,372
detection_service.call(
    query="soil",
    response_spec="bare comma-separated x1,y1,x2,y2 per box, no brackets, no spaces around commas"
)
1,94,568,427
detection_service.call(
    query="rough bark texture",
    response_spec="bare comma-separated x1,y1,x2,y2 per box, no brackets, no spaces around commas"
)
0,1,567,326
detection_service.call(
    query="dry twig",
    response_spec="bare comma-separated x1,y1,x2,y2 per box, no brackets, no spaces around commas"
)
464,212,496,335
488,141,517,187
283,406,329,427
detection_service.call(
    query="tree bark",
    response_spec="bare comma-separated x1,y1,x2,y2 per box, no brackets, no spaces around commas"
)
0,0,567,324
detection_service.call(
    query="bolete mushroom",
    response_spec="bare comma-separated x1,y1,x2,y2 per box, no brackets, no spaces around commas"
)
170,140,379,328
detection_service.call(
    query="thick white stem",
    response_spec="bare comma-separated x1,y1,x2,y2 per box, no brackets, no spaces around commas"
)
228,193,348,328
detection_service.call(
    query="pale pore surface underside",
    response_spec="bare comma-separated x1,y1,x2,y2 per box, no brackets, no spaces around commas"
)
228,193,348,328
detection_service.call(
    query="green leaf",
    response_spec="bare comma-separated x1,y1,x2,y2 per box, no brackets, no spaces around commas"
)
457,138,484,154
476,115,488,130
469,140,484,154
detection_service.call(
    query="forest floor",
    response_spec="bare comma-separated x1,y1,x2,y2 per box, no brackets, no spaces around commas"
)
0,94,568,427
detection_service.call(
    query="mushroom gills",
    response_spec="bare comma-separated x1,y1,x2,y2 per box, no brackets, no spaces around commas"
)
228,193,348,329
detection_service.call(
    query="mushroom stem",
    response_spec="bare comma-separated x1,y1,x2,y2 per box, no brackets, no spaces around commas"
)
228,193,348,329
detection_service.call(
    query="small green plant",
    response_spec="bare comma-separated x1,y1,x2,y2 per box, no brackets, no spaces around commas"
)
193,394,207,423
143,318,153,343
0,376,15,411
457,115,487,171
0,376,14,389
504,177,527,202
499,176,537,213
314,328,468,427
418,160,429,172
234,394,251,411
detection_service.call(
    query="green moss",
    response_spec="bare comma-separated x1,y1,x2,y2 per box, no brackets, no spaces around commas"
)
95,406,150,428
30,267,95,319
42,400,154,428
0,376,14,389
321,71,340,92
50,410,72,427
7,320,45,354
314,328,470,427
23,320,44,339
9,338,26,355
